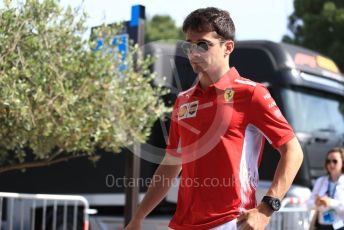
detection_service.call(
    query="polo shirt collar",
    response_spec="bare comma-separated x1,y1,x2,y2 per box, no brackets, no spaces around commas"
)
190,67,240,95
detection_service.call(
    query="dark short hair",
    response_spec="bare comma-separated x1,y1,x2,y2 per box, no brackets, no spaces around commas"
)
325,147,344,173
182,7,235,40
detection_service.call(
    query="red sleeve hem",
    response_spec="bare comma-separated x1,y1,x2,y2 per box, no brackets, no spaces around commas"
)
272,133,295,149
165,148,181,158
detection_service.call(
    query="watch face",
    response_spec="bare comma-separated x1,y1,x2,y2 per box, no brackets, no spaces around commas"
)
271,199,281,211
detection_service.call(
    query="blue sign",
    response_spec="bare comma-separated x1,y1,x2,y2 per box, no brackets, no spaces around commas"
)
94,38,104,52
94,33,128,71
112,34,128,71
92,4,144,72
130,5,141,27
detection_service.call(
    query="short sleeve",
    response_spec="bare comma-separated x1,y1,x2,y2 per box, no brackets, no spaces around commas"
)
165,98,181,157
248,84,295,149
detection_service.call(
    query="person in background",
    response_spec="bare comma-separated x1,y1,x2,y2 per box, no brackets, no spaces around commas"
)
307,147,344,230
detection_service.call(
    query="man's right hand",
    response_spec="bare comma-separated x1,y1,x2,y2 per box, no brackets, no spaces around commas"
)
123,154,181,230
123,219,143,230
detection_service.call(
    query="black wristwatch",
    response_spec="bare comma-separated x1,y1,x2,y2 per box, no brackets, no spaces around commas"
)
261,196,281,211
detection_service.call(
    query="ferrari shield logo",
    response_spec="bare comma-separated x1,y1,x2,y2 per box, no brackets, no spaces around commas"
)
224,88,234,102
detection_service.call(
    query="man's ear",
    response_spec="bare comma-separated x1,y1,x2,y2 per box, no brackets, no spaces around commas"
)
224,40,234,56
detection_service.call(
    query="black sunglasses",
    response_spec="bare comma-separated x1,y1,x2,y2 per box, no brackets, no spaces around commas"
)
326,159,338,164
181,40,225,54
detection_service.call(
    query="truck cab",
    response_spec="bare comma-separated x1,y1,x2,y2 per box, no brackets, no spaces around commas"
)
229,40,344,187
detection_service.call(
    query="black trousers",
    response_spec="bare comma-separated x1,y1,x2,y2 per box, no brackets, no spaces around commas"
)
315,221,344,230
315,223,334,230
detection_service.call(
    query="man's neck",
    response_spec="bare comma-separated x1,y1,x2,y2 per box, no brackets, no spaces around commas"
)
199,66,230,90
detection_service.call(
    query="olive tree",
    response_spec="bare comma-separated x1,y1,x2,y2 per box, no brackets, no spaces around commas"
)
0,0,169,173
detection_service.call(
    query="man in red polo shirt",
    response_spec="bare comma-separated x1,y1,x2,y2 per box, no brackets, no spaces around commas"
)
125,7,303,230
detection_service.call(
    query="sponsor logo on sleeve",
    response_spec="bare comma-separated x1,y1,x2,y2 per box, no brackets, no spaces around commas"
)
263,93,271,100
273,109,283,118
268,101,277,108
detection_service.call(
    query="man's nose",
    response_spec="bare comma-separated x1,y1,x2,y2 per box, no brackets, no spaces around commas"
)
189,48,201,57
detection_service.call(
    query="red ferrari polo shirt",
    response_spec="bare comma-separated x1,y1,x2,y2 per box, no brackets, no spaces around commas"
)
166,67,295,230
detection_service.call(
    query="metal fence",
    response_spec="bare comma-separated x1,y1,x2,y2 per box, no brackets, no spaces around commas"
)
266,196,311,230
0,192,89,230
91,197,313,230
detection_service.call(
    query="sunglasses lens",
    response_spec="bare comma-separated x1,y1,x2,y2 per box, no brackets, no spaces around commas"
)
181,41,210,54
197,42,209,52
326,159,338,164
181,42,192,54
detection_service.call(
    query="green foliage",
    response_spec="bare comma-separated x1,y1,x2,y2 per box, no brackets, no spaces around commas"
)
145,15,184,43
283,0,344,71
0,0,169,172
